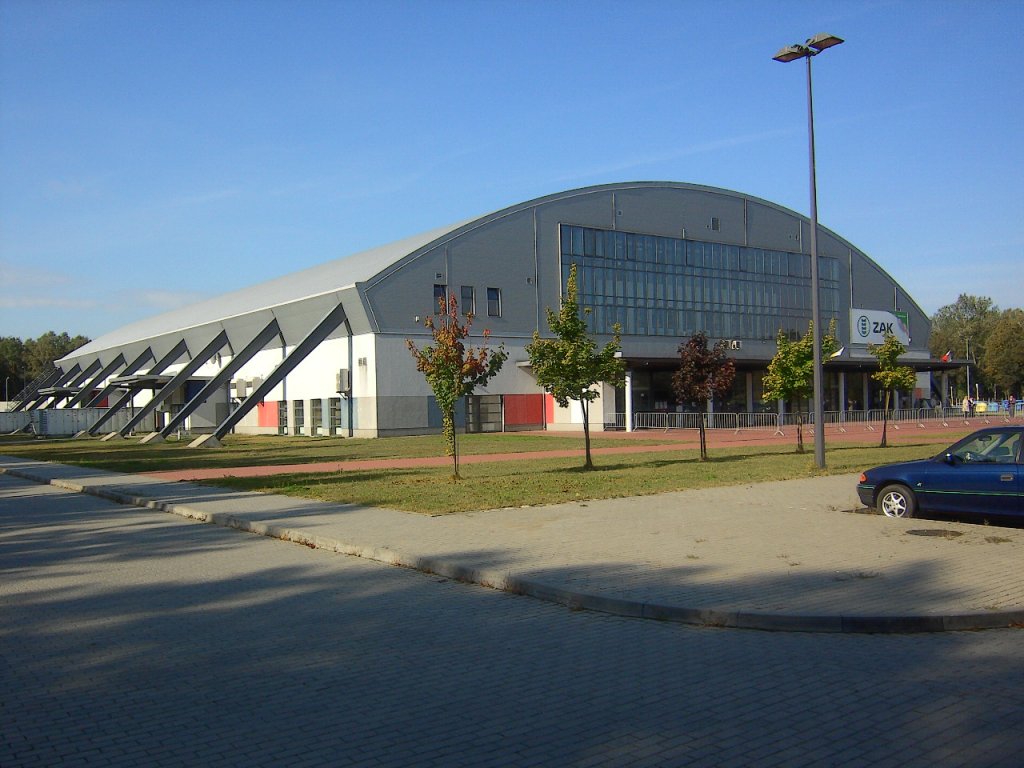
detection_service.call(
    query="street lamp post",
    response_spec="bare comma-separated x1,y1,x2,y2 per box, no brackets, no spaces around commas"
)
773,32,844,470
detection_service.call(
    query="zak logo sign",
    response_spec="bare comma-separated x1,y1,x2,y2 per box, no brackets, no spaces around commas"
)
851,309,910,346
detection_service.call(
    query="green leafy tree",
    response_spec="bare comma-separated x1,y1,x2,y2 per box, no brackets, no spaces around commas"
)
672,332,736,461
527,263,625,470
23,331,90,381
762,320,839,453
929,294,999,396
869,332,918,448
983,308,1024,396
407,294,506,480
0,336,27,399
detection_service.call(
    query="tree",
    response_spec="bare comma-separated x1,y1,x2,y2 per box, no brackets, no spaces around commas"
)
671,332,736,461
983,308,1024,396
0,336,27,399
868,332,917,448
527,263,625,470
407,294,506,480
761,320,839,453
929,295,1000,396
22,331,91,381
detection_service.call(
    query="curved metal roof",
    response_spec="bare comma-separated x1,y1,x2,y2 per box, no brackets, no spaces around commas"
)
58,181,927,369
65,220,472,361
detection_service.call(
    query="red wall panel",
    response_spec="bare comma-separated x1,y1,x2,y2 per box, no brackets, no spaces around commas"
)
257,401,278,428
503,394,545,426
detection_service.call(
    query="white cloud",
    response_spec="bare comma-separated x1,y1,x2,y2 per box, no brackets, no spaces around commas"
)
0,262,75,288
0,295,99,310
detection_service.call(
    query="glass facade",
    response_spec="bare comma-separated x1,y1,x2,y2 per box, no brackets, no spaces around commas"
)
559,224,840,341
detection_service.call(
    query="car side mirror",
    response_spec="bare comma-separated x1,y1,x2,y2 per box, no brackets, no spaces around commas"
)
944,452,959,465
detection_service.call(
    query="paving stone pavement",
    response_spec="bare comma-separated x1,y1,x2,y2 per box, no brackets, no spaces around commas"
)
2,472,1023,767
2,454,1024,633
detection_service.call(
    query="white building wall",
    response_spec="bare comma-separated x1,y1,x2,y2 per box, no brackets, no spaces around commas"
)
543,383,611,432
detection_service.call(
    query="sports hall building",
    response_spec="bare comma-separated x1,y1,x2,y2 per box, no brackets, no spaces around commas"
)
16,182,944,444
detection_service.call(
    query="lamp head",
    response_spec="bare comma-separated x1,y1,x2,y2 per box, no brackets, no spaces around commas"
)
807,33,844,51
772,44,808,63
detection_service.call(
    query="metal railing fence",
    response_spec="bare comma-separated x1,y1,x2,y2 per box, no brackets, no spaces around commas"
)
608,406,1020,433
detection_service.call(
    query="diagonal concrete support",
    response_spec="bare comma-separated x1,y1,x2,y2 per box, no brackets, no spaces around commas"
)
191,303,348,448
65,354,125,409
89,342,187,436
147,319,281,444
84,349,155,409
28,365,80,410
50,360,102,408
119,332,228,439
11,368,62,412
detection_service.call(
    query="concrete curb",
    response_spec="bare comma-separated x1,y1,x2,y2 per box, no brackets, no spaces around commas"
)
5,463,1024,634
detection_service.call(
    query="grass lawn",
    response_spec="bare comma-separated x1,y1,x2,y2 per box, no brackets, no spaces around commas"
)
0,434,950,518
0,431,950,514
0,431,670,473
200,441,945,513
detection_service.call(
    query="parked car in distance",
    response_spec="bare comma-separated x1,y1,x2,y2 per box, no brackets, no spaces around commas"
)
857,426,1023,520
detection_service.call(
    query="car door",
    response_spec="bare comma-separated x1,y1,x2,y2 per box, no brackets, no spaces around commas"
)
925,430,1021,517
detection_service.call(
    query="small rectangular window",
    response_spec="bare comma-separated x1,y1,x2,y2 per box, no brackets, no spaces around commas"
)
487,287,501,317
460,285,475,315
329,397,341,432
433,283,447,310
277,400,288,436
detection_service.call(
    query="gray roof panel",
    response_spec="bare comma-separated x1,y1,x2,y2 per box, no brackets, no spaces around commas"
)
65,221,470,362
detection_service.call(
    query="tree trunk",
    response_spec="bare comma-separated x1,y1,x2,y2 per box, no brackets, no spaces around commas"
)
796,413,805,453
581,399,593,470
698,411,708,461
880,390,890,448
443,408,460,480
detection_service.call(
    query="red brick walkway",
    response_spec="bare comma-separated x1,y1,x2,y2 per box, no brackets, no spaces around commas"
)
143,417,988,482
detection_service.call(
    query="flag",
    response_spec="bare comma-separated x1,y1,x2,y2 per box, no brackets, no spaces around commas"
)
940,350,952,362
829,346,845,359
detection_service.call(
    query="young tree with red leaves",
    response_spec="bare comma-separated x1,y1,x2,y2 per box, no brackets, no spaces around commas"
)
407,294,506,480
672,332,736,461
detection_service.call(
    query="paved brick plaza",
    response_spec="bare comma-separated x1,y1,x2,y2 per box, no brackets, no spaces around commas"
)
3,454,1023,766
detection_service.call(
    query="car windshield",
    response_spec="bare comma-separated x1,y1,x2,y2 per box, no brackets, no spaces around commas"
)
948,431,1022,464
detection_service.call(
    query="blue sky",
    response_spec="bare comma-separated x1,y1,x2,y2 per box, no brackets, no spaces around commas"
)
2,0,1021,341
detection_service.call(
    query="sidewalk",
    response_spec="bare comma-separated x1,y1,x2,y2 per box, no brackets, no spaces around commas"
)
3,452,1023,633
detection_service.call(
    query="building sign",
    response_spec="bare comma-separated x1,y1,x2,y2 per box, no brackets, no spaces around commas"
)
850,309,910,346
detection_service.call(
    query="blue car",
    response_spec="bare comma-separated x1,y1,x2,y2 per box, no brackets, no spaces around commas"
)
857,426,1023,519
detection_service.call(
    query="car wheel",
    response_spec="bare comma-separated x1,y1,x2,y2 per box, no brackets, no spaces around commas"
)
878,484,916,518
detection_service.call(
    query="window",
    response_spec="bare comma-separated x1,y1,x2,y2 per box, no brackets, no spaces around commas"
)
310,398,323,434
461,285,475,315
560,224,841,341
277,400,288,436
433,283,447,310
329,397,342,434
292,400,305,436
487,287,501,317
